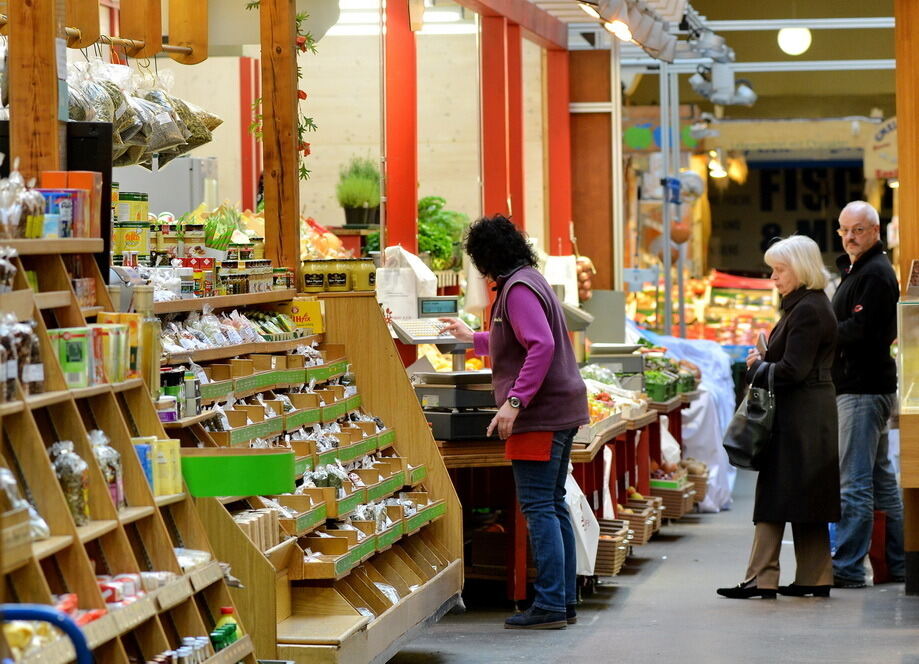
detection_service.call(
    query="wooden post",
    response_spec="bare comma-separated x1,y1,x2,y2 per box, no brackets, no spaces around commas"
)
168,0,208,65
66,0,101,48
260,0,300,271
506,23,524,228
120,0,162,58
481,15,510,218
895,0,919,595
384,0,418,252
545,49,573,255
8,0,65,180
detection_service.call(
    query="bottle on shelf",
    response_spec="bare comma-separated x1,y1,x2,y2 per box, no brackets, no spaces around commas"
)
215,606,241,638
133,284,162,398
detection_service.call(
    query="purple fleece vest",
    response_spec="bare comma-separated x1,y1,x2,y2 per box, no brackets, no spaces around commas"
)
490,266,589,434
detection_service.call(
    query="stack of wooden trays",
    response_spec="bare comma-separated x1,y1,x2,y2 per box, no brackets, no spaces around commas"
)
594,519,630,577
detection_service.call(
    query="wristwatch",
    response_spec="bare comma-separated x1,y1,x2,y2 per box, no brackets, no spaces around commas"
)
508,396,522,409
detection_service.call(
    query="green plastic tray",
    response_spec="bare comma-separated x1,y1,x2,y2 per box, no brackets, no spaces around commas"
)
181,449,295,497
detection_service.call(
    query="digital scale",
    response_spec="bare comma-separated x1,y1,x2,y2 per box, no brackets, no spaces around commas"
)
393,296,498,440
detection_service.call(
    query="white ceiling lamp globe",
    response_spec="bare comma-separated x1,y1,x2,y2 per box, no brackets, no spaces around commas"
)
777,27,812,56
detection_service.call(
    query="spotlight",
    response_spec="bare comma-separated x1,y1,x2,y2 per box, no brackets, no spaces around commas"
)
777,27,812,56
733,81,757,106
708,151,727,179
598,0,629,23
689,71,713,96
578,2,601,20
604,19,632,41
709,63,735,105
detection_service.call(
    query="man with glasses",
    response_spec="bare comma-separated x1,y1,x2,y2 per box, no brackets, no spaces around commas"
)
831,200,904,588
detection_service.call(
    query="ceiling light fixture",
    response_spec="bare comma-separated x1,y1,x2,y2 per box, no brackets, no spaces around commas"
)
777,27,812,56
578,2,601,20
604,19,632,41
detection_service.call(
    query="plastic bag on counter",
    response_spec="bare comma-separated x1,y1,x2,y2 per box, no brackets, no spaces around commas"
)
0,467,50,540
48,441,90,526
88,430,125,510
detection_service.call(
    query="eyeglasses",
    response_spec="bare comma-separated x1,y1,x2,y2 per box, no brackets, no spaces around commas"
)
836,225,871,237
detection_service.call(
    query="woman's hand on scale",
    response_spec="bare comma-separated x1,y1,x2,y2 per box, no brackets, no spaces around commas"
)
438,318,475,344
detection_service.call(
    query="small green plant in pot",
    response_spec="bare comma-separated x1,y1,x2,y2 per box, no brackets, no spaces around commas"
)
336,157,381,227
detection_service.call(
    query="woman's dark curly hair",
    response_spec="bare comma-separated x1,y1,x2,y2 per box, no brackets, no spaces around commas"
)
463,215,538,280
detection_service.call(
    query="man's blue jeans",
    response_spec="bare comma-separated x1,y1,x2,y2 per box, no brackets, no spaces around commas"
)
511,428,578,613
833,393,905,581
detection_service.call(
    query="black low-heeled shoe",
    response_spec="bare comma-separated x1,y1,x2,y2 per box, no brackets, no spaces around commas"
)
716,578,777,599
778,583,831,597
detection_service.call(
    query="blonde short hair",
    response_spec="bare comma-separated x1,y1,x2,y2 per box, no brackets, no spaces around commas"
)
764,235,829,291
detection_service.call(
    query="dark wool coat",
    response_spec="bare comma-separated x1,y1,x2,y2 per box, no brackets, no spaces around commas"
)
748,287,841,523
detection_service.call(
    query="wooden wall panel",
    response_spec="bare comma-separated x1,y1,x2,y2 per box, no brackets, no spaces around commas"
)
570,50,612,289
896,0,919,288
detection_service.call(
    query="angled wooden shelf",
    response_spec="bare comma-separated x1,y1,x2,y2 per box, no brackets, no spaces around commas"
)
31,535,74,561
153,290,297,315
118,505,156,524
34,290,72,309
162,335,321,366
3,238,104,255
76,519,119,543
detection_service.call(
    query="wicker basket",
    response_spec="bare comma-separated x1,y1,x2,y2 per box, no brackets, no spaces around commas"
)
688,471,709,504
616,504,654,544
595,519,630,576
650,478,696,519
626,498,661,534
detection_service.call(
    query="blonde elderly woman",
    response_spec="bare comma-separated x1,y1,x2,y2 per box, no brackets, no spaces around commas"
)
718,235,840,600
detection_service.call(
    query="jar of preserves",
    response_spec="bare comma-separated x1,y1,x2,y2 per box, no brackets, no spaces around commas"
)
326,260,350,292
301,260,326,293
351,258,376,291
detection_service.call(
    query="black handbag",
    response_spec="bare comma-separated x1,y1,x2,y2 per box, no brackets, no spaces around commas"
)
723,363,775,470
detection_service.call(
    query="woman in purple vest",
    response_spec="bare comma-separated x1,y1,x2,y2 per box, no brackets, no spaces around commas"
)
441,215,589,630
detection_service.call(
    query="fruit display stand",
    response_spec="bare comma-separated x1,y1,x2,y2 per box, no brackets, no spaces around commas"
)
0,240,254,663
180,292,462,664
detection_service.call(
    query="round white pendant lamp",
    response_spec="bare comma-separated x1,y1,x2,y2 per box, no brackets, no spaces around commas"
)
777,27,812,56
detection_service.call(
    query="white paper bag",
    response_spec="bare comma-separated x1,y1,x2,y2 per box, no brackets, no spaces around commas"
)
565,466,599,576
375,267,418,321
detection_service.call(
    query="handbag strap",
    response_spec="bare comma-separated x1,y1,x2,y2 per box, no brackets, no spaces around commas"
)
751,362,775,396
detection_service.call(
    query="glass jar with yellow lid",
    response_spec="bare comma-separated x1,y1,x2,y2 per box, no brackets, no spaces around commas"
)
351,258,376,291
301,260,326,293
325,259,351,292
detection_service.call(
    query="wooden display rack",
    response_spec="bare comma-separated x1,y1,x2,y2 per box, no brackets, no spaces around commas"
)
180,293,462,663
0,242,254,663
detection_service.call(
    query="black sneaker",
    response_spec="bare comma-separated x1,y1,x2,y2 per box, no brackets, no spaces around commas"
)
833,576,867,589
504,605,567,630
566,605,577,624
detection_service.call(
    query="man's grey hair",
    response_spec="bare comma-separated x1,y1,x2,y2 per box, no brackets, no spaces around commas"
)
840,200,880,226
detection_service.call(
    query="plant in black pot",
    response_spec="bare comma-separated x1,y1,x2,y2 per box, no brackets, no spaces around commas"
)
336,156,381,227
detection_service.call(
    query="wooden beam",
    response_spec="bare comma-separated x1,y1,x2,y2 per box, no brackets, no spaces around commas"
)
119,0,161,58
454,0,566,49
167,0,208,65
260,0,300,270
66,0,101,48
481,16,510,218
9,0,64,180
384,0,418,253
895,0,919,595
506,22,525,228
545,48,573,255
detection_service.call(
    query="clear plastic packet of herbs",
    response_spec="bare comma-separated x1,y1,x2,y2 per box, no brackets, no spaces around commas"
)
96,62,143,144
150,96,222,169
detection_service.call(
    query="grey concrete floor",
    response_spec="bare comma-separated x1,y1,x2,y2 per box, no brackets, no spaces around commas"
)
389,471,919,664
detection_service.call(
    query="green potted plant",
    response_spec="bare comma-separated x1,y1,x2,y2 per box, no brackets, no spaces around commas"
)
336,156,381,227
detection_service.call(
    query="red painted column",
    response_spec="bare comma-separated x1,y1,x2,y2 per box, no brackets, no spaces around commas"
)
239,57,261,212
546,49,573,255
384,0,418,253
506,23,525,229
481,16,511,218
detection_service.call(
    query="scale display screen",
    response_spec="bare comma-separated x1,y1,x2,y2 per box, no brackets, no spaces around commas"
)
418,297,459,317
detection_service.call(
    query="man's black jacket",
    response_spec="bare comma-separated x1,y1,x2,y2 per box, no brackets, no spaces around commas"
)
832,241,899,395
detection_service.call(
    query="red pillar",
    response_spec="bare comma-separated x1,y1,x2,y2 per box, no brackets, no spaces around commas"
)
384,0,418,253
481,16,511,218
506,23,525,229
546,49,573,255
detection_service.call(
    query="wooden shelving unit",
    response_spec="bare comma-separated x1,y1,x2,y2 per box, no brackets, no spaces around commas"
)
177,293,462,663
153,290,297,315
0,244,255,663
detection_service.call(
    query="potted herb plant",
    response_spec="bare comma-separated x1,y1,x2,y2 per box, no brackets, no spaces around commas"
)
336,156,381,227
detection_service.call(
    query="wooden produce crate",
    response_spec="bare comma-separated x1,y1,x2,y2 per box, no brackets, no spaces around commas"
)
1,507,32,574
626,499,660,534
594,519,629,577
297,529,379,580
616,504,654,545
688,471,709,504
650,478,696,519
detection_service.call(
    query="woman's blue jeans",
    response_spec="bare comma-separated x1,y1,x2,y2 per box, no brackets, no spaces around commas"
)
511,428,578,613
